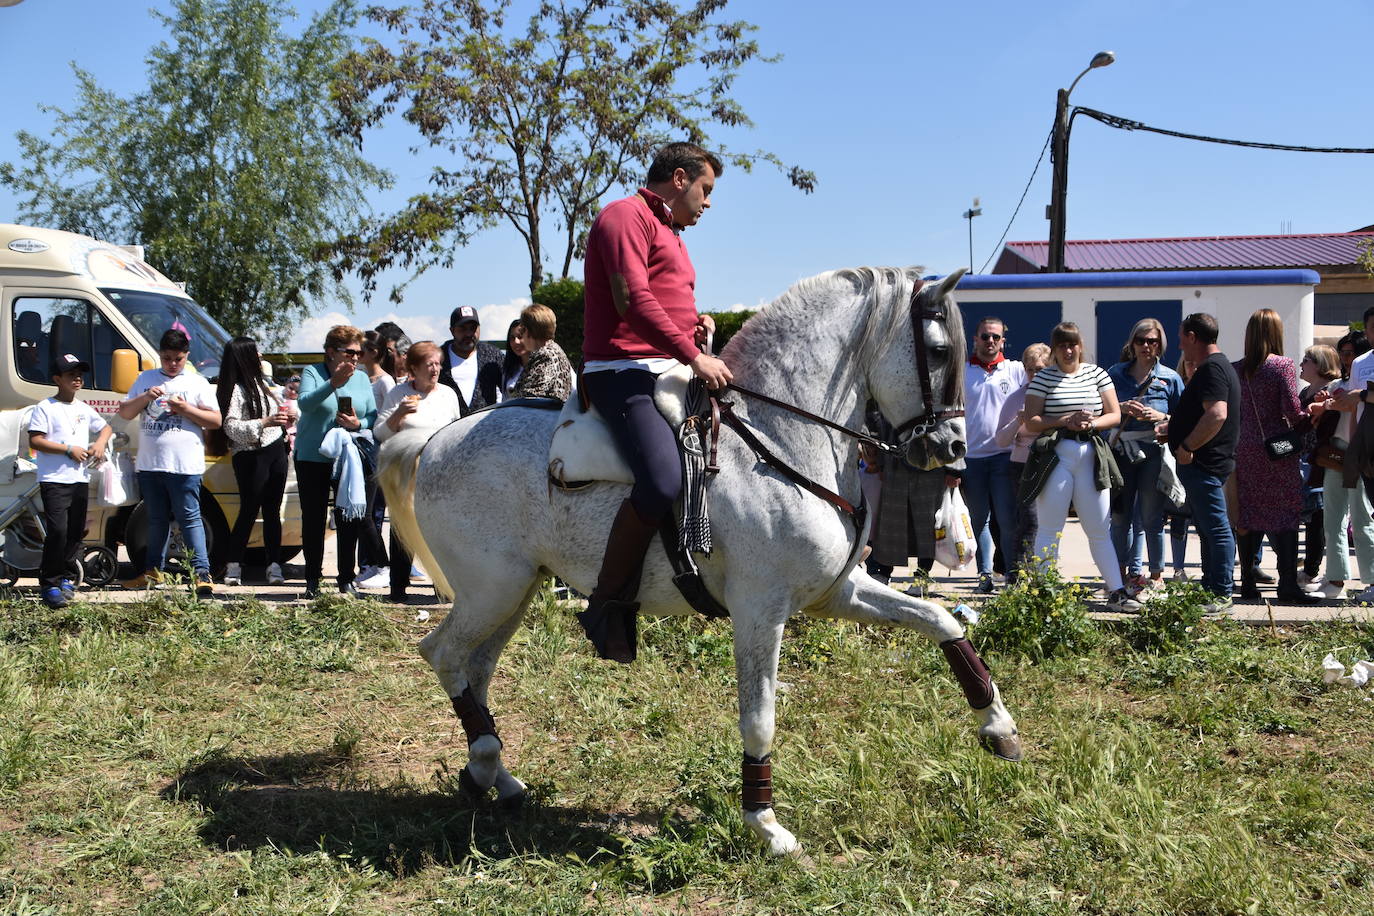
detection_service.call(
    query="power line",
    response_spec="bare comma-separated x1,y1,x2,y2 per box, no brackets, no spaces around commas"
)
978,127,1053,274
1075,107,1374,154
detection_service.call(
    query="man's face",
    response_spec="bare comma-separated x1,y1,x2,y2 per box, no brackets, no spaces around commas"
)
160,349,188,376
669,164,716,229
974,321,1005,361
451,321,480,357
1178,328,1198,359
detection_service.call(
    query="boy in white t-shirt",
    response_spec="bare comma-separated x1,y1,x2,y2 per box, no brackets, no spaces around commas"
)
116,328,222,595
28,354,113,608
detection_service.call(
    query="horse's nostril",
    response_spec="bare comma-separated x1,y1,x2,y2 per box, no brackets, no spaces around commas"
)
949,440,967,459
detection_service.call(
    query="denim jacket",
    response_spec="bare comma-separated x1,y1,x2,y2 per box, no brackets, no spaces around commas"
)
1108,361,1184,435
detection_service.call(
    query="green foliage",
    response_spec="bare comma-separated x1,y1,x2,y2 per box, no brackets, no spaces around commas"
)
533,276,585,366
972,561,1099,661
703,309,755,352
0,0,390,347
329,0,815,297
1122,579,1212,652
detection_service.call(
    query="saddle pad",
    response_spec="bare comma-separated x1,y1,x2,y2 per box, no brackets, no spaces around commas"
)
547,364,696,486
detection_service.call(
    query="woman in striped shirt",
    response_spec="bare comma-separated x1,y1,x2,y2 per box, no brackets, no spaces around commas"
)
1023,322,1138,611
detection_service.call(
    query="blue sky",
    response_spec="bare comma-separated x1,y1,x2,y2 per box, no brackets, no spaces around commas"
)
2,0,1370,348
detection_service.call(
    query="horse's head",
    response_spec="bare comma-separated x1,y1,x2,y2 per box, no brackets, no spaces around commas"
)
869,269,967,471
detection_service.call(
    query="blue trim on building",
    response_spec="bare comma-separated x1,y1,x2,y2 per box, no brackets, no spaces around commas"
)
945,269,1321,291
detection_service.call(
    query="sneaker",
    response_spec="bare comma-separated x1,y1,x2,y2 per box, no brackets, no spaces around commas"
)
42,586,68,609
223,562,242,587
410,564,424,580
1317,581,1346,600
121,569,162,590
1350,585,1374,604
976,573,994,594
1105,589,1142,612
993,573,1007,587
1171,569,1190,582
1124,572,1150,598
356,566,390,589
195,574,215,598
1201,595,1234,616
266,562,285,586
59,578,76,598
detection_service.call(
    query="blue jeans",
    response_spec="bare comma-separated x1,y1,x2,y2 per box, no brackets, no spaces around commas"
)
963,452,1018,576
1176,463,1233,597
137,471,210,575
1111,443,1167,575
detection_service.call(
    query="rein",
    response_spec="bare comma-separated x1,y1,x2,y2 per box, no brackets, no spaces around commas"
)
893,279,966,439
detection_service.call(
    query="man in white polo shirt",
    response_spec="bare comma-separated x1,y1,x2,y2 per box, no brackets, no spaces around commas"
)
962,316,1026,592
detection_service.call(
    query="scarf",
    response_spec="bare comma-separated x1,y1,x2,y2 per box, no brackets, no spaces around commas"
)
318,427,368,521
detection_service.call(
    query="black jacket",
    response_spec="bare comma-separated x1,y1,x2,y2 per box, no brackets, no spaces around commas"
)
439,339,504,415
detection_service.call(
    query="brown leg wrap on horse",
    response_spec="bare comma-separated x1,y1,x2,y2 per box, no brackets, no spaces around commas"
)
742,753,773,812
451,686,501,749
941,637,995,710
577,499,657,664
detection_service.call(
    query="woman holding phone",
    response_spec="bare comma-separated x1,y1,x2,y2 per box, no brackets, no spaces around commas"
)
295,325,377,597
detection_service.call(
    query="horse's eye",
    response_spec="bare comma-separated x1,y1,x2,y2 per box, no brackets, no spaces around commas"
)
932,345,951,357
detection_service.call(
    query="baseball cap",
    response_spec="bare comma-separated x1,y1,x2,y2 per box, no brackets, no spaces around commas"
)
451,305,480,326
52,353,91,375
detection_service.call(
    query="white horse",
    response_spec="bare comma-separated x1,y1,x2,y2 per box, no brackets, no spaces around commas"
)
379,266,1021,856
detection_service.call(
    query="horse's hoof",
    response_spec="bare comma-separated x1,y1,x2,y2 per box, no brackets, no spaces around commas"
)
979,732,1023,762
457,765,493,803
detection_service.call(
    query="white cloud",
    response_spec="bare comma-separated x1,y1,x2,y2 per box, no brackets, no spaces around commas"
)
287,311,353,351
284,298,534,351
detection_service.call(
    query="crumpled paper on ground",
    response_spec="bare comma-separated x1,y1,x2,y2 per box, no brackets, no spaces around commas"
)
1322,653,1374,688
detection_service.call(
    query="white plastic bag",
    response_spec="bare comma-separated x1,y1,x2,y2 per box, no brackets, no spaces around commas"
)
934,487,977,572
96,448,138,508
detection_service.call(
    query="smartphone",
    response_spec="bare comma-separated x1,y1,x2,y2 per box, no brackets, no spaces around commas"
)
337,395,354,416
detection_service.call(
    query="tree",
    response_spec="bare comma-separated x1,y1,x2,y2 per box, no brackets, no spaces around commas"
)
0,0,390,346
329,0,814,300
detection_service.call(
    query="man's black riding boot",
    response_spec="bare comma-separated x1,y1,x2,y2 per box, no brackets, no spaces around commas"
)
1236,531,1261,600
577,499,659,664
1274,529,1321,604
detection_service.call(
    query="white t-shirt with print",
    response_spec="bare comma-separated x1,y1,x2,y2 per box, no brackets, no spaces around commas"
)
128,368,217,474
28,397,108,484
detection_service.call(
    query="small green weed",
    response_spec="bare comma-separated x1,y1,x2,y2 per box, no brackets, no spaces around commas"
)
972,561,1098,661
1123,579,1212,652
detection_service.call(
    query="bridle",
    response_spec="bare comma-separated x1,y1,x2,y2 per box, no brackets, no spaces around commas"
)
892,279,965,443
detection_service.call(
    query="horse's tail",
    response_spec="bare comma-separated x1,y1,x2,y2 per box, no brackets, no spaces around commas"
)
377,427,454,601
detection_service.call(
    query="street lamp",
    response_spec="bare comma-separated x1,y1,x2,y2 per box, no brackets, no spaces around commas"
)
963,198,982,274
1046,50,1115,273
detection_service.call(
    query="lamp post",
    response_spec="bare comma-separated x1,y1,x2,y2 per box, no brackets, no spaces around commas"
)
1046,50,1115,273
963,199,982,274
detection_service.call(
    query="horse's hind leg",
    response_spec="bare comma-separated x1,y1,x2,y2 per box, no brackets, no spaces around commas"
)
419,574,544,805
810,569,1022,761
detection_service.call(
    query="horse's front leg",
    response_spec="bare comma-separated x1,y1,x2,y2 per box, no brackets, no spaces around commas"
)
729,609,801,857
810,568,1022,761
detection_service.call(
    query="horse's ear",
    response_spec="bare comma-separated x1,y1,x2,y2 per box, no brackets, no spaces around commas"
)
934,268,967,299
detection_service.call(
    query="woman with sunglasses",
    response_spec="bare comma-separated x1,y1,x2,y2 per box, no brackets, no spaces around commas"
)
295,325,378,597
1106,317,1184,596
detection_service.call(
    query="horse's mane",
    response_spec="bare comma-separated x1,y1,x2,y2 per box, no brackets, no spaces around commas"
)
722,266,965,409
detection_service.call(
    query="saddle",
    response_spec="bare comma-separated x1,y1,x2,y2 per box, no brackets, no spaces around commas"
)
547,365,728,618
546,364,696,487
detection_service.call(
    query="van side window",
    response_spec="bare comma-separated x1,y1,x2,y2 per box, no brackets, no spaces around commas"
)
12,297,134,389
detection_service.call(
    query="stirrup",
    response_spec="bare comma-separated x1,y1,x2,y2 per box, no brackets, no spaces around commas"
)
576,598,639,664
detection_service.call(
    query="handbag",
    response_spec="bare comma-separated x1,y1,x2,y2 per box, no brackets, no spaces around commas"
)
1313,442,1346,472
1248,382,1302,462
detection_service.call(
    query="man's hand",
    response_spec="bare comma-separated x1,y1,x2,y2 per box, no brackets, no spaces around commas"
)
689,352,732,390
336,411,361,431
1331,388,1364,412
1176,447,1194,466
694,313,716,349
68,445,91,463
945,473,962,489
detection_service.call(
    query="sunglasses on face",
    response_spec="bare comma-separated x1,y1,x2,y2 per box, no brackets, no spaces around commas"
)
979,333,1002,342
332,347,363,358
1134,336,1162,346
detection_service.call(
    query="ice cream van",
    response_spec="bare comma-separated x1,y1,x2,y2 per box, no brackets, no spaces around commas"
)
0,223,303,575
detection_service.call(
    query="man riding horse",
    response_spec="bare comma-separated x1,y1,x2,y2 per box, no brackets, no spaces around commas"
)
577,142,734,664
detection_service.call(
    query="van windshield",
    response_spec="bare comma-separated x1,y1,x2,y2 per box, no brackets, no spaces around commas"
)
100,288,230,378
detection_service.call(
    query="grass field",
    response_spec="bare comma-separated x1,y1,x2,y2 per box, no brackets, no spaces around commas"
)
1,583,1372,914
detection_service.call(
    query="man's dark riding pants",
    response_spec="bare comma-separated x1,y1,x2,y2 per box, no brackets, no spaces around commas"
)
582,368,682,524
